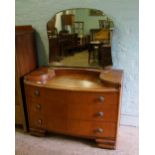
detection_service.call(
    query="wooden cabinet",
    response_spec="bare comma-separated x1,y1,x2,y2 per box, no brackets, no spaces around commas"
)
48,34,78,62
61,14,74,26
99,45,113,67
15,25,38,130
24,67,123,149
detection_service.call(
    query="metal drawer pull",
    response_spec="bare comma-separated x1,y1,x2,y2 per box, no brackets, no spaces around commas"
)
37,119,42,125
34,89,40,96
99,96,104,102
36,104,41,110
97,112,104,117
96,128,104,133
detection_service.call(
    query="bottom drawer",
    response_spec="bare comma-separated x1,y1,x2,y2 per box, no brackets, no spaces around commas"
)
67,120,116,138
29,115,46,129
29,116,116,138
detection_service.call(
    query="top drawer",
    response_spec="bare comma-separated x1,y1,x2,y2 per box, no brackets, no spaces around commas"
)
25,85,119,108
25,85,68,100
67,91,119,108
25,84,118,103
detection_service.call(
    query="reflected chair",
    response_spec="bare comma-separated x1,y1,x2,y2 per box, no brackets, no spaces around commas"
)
88,29,111,64
99,20,110,29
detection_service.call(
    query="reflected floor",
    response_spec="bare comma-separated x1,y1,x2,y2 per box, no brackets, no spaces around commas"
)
50,50,100,67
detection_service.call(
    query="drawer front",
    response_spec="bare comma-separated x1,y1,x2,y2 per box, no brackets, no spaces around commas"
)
28,117,117,133
46,117,68,133
26,97,68,119
25,85,118,108
68,120,116,138
29,115,68,134
28,114,46,129
68,105,118,122
68,91,119,108
29,115,116,138
25,85,69,101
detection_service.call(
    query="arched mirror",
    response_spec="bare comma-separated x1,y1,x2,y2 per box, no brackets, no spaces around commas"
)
47,8,114,68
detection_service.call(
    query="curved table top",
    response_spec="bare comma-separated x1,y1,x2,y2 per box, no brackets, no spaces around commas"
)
24,67,123,92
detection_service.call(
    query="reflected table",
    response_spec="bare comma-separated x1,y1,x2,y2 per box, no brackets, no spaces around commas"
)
88,41,103,64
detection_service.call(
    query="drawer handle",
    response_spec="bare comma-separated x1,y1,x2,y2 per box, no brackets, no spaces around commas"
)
97,112,104,117
95,128,104,133
98,96,104,102
37,119,42,125
34,89,40,96
36,104,41,110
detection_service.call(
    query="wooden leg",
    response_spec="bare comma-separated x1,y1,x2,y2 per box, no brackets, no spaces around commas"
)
29,128,46,137
95,138,116,149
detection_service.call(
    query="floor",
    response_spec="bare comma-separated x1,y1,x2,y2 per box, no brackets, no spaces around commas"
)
15,125,138,155
51,50,100,68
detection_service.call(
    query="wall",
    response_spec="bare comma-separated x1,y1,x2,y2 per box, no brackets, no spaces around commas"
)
75,9,109,35
15,0,139,127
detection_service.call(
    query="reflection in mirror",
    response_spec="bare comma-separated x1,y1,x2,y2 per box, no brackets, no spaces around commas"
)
47,8,114,68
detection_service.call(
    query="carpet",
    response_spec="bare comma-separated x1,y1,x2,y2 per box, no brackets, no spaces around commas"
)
16,125,138,155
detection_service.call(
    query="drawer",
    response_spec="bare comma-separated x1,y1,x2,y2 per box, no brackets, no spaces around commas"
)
25,85,118,108
28,114,46,129
29,115,72,135
26,98,68,119
67,120,116,138
29,116,116,138
68,91,119,109
67,105,118,122
46,117,68,133
25,85,69,101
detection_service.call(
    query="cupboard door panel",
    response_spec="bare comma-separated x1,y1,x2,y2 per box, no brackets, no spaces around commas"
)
15,25,37,130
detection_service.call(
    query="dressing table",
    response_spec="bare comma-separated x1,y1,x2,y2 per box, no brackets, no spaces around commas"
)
21,8,123,149
24,67,123,149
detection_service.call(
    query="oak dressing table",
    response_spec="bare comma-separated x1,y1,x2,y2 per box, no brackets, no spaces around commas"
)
24,67,123,149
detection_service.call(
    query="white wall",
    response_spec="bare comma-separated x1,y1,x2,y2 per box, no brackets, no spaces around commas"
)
16,0,139,127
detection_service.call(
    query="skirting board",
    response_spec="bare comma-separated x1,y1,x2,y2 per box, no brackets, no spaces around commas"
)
120,114,139,127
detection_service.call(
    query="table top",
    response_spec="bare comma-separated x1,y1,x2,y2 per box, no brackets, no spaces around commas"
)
24,67,123,92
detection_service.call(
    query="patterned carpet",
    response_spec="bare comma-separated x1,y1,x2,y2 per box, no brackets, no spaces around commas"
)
16,125,138,155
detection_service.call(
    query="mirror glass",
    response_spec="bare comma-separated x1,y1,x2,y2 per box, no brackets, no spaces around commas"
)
47,8,114,68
